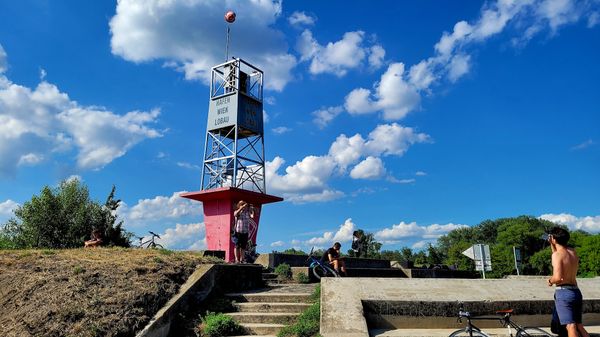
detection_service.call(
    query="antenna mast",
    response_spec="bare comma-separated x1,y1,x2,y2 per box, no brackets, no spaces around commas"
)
224,10,236,61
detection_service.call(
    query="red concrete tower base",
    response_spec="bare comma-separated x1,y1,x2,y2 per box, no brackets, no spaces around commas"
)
181,187,282,262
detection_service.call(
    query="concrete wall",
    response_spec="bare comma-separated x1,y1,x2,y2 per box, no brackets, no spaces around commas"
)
136,264,263,337
390,261,478,279
256,253,392,269
320,277,600,337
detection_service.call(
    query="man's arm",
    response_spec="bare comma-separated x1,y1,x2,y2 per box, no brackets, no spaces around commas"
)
234,204,246,217
548,251,564,286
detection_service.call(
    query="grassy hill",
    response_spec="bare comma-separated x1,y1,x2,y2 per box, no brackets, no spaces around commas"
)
0,248,216,337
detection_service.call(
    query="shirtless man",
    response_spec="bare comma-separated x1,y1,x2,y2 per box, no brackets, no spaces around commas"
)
547,227,589,337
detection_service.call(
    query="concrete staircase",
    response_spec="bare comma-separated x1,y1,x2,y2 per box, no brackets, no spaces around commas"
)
225,283,316,337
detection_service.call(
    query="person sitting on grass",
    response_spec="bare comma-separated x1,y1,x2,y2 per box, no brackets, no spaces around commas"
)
84,229,103,248
321,242,347,276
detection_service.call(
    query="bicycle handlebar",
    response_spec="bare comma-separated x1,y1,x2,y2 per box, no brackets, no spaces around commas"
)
148,231,161,239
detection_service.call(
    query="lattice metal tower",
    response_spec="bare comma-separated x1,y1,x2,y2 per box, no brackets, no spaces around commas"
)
201,58,265,193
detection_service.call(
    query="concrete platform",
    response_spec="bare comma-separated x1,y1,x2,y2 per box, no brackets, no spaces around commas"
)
320,277,600,337
370,326,600,336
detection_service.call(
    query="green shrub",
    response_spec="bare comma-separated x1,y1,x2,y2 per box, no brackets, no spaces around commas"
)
200,312,243,337
274,263,292,279
295,272,310,284
73,265,85,275
310,284,321,302
277,302,320,337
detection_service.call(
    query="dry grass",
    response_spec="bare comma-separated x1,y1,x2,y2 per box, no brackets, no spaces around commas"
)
0,248,218,337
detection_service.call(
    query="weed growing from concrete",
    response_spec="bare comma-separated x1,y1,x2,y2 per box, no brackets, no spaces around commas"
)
295,272,310,283
274,263,292,279
278,284,322,337
199,312,244,337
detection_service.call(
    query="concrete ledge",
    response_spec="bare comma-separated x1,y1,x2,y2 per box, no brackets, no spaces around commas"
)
136,263,263,337
320,277,600,337
257,253,392,269
390,261,477,279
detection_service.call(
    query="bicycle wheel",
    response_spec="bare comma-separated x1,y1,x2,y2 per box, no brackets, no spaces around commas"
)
448,328,490,337
516,327,552,337
323,265,340,277
312,265,326,280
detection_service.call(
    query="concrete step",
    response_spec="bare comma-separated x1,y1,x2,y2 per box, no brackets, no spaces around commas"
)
239,323,286,335
264,279,284,286
226,292,313,303
234,302,312,313
262,272,278,280
226,312,299,324
231,335,276,337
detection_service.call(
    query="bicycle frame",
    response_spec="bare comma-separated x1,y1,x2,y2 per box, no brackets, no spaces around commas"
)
136,231,161,248
460,315,515,337
457,308,548,337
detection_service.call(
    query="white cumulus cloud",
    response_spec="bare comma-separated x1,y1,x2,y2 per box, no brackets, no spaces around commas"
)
109,0,296,91
297,29,384,76
270,240,285,247
350,156,386,180
312,105,343,129
345,63,421,120
0,44,7,73
540,213,600,233
272,126,292,135
0,46,162,176
120,191,203,226
0,199,19,216
288,11,316,27
344,0,598,122
266,123,430,202
149,222,206,250
375,221,467,243
304,218,356,247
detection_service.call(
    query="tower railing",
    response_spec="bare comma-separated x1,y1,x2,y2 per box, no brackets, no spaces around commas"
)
211,58,263,103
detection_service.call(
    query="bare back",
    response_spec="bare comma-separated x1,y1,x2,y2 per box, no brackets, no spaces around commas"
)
551,246,579,285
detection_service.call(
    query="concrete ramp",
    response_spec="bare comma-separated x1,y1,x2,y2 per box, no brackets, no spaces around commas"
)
320,277,600,337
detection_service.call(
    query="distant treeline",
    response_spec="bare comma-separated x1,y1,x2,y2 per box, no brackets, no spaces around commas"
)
278,216,599,278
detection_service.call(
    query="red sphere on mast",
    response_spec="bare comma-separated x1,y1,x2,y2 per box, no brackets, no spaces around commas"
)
225,11,236,23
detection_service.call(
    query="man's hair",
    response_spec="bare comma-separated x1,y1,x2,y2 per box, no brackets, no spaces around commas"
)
549,226,570,246
333,242,341,248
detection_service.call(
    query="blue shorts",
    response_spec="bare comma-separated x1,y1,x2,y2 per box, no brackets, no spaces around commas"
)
554,288,583,325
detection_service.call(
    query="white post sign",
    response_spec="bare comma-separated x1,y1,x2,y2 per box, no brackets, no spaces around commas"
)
462,244,492,278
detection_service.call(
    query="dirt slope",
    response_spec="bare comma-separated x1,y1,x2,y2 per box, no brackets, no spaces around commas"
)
0,248,216,337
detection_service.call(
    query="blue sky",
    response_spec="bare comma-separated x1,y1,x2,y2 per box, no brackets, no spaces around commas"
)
1,0,599,252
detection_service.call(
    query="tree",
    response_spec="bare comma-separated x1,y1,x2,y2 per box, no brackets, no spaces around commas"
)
280,248,307,255
0,179,131,249
575,234,600,277
362,232,382,258
380,247,414,263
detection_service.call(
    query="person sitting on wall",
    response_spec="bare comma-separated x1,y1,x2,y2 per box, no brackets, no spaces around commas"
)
321,242,347,276
233,200,254,263
84,229,103,248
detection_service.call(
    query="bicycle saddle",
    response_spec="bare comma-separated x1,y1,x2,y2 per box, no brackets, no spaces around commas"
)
495,309,513,314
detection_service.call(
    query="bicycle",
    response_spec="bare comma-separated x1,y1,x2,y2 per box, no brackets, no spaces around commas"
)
306,247,339,280
449,303,552,337
135,231,164,249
